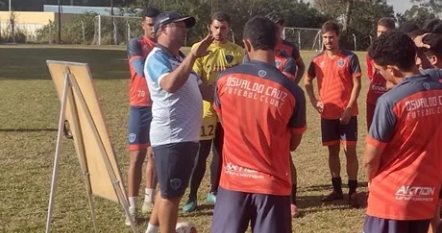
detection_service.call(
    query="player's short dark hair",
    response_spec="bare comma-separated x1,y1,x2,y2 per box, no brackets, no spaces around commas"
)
322,20,340,36
399,21,420,34
211,11,231,25
368,30,417,71
142,7,161,19
407,29,428,39
422,33,442,57
377,17,396,30
265,12,285,26
243,16,278,50
423,18,442,34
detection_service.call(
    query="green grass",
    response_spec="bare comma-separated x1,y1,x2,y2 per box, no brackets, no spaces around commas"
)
0,45,370,233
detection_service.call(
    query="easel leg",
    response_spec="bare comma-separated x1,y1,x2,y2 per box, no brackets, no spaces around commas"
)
69,77,138,233
45,74,70,233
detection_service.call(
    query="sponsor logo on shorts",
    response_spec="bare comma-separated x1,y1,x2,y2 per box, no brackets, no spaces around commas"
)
170,178,182,190
129,133,136,143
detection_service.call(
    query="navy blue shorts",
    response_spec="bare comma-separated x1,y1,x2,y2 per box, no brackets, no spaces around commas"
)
128,106,152,150
362,215,430,233
321,116,358,146
211,187,292,233
153,142,199,199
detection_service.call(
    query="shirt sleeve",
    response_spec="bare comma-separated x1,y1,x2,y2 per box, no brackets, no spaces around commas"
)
282,57,297,81
349,54,362,78
288,86,307,134
366,53,373,81
127,39,145,77
366,97,397,149
145,51,172,84
421,68,442,82
306,61,316,79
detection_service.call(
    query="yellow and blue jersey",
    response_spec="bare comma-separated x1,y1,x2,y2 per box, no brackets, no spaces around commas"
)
191,41,244,140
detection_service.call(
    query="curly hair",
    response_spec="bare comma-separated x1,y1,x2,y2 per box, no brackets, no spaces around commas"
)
368,30,417,70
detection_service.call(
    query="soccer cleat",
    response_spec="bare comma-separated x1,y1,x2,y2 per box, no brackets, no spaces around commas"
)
206,192,217,204
348,192,360,208
125,206,137,226
290,204,298,218
321,191,344,202
142,201,154,214
182,197,198,213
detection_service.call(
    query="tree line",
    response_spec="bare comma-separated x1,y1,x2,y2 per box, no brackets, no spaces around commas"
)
2,0,442,50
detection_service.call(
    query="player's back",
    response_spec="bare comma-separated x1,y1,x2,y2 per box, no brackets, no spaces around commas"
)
367,73,442,220
214,60,305,196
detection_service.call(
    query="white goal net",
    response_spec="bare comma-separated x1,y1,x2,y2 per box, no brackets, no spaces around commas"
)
282,27,322,51
92,15,143,46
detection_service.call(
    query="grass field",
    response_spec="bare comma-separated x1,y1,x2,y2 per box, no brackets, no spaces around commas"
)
0,45,370,233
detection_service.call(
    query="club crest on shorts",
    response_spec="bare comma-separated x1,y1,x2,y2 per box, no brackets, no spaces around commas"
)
338,59,345,67
423,82,430,90
275,60,281,67
129,133,136,143
258,70,267,77
225,55,234,64
170,178,182,190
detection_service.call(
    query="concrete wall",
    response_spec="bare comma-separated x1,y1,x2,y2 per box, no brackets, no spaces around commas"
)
0,11,75,39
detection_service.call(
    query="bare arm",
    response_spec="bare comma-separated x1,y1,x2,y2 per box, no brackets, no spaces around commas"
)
346,76,361,109
294,57,306,85
159,54,197,93
290,133,303,151
362,144,383,181
199,83,214,102
304,60,318,106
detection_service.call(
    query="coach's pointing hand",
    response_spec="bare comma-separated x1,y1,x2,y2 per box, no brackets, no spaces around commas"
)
190,34,214,58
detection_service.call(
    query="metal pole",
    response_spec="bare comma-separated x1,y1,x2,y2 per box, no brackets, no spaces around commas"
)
8,0,11,11
57,0,61,44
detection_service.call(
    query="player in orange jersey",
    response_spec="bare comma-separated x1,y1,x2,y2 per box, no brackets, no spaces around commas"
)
182,11,244,213
125,7,160,225
363,30,442,233
304,21,362,208
366,17,395,131
413,32,442,233
211,16,306,233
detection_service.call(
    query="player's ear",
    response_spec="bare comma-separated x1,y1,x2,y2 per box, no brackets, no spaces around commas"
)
243,39,252,54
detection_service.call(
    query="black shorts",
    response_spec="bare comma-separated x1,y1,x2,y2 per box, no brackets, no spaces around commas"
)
153,142,199,199
362,215,431,233
211,187,291,233
128,106,152,150
321,116,358,146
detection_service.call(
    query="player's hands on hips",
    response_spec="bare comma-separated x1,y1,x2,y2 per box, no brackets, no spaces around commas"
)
340,108,351,125
312,100,323,113
190,33,214,58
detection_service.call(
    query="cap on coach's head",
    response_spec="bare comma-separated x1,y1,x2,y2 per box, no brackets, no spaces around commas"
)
153,10,196,34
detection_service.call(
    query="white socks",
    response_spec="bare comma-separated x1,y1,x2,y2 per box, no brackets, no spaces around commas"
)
145,188,155,203
129,197,137,210
145,223,159,233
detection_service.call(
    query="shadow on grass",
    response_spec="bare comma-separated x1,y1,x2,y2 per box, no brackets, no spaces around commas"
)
0,128,58,132
296,190,368,218
301,182,368,192
0,47,128,80
179,204,214,217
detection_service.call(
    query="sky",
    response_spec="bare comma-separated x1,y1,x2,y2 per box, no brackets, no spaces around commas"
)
304,0,412,14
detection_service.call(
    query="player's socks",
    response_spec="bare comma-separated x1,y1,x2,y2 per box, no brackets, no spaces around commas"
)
291,184,297,205
144,188,155,203
145,223,159,233
348,179,358,195
332,177,343,193
129,196,137,209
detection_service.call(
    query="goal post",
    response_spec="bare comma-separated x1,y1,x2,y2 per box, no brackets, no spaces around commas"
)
92,15,143,46
282,27,323,51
